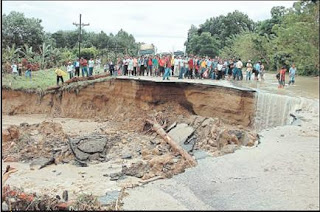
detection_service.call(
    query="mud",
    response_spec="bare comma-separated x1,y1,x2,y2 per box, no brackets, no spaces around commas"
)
1,78,259,210
2,78,256,128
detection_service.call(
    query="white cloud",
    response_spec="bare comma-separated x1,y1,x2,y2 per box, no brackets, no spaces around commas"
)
3,1,296,52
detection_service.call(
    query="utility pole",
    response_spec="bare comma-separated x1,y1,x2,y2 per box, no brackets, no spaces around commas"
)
73,14,89,60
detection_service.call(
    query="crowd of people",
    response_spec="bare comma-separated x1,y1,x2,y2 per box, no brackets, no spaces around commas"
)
10,54,296,88
101,55,269,82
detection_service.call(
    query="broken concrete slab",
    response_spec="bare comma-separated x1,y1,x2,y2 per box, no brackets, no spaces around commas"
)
98,190,120,206
168,123,195,152
77,138,107,154
29,157,53,170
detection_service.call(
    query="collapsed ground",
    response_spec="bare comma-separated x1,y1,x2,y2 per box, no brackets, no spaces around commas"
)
2,78,258,210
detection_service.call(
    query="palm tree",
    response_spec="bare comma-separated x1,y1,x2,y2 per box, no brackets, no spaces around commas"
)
39,43,52,69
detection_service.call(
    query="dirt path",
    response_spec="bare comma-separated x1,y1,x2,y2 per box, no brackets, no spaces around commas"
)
122,110,319,210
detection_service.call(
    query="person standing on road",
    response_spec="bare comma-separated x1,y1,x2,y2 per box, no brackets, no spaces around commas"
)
159,56,166,77
188,57,194,79
178,56,186,79
174,56,180,77
254,61,261,81
199,58,207,79
152,56,159,77
236,58,243,80
278,66,287,88
67,62,74,79
80,57,88,77
74,59,80,77
246,60,253,81
133,57,138,76
128,57,134,76
260,63,265,81
288,64,296,85
147,56,153,76
163,55,171,80
171,55,175,76
88,58,95,76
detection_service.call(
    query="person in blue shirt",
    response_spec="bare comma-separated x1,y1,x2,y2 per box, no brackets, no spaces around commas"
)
288,64,296,85
254,61,261,81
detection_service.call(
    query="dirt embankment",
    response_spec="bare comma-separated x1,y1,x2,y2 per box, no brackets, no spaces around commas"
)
2,78,256,128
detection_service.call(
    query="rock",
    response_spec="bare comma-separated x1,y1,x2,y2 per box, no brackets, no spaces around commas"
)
98,190,120,206
122,161,150,178
193,150,210,160
62,190,68,202
221,144,239,154
88,153,100,161
29,157,53,170
168,123,195,152
121,153,132,159
110,172,122,181
77,139,107,153
73,160,88,167
201,118,215,127
72,147,90,161
20,122,29,127
2,129,11,142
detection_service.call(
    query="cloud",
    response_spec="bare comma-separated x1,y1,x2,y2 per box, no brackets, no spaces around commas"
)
3,1,296,52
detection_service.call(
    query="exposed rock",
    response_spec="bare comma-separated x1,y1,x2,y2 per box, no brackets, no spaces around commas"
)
98,190,120,206
77,138,107,153
121,153,132,159
122,161,150,178
30,157,53,170
221,144,239,154
2,129,11,142
109,172,123,181
168,123,195,152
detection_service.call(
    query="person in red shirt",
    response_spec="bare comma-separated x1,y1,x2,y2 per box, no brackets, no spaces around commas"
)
163,55,171,80
188,57,194,79
159,56,166,77
80,57,88,77
147,57,153,76
278,66,287,88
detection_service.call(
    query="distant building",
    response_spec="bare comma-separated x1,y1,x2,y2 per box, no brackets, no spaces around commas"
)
173,50,185,57
138,44,155,56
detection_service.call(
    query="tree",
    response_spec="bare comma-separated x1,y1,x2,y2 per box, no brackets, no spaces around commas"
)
187,32,220,57
2,11,45,51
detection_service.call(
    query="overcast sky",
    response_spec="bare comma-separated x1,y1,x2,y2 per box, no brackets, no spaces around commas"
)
3,1,296,52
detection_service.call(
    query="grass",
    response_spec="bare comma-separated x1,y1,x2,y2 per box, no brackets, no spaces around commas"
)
2,68,58,91
2,68,113,92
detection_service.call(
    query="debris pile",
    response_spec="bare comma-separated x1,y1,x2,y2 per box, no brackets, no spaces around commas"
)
2,122,69,163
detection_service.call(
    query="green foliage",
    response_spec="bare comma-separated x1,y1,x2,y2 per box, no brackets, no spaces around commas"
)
187,32,220,57
2,11,45,51
80,47,99,60
193,0,319,76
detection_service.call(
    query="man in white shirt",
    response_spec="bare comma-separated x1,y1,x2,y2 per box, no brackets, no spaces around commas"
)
11,62,18,76
67,62,74,79
174,56,180,77
88,58,95,76
236,58,243,80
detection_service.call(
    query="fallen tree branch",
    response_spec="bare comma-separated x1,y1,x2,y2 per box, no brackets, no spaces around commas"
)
139,176,164,185
146,119,197,167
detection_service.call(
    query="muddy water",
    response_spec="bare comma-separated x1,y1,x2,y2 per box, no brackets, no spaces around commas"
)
232,73,319,131
232,72,319,99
